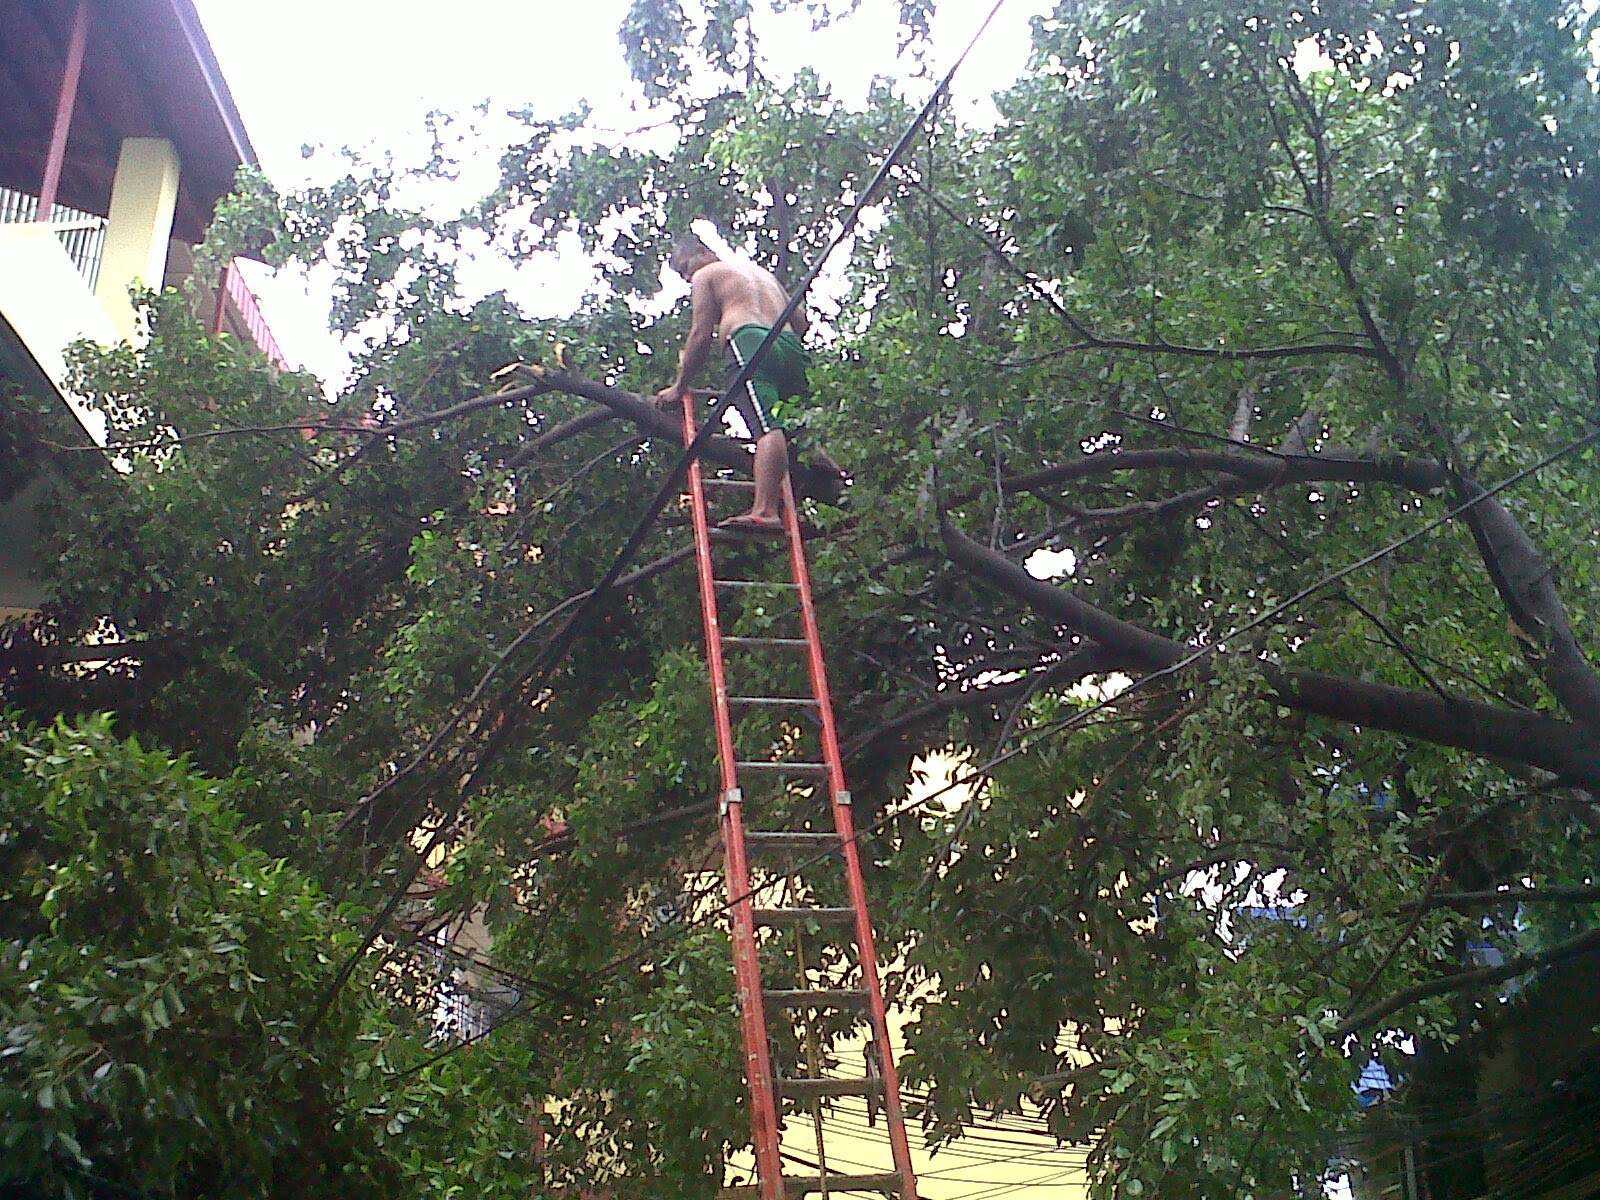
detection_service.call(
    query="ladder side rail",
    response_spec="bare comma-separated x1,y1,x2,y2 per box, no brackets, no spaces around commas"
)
779,479,920,1200
683,399,786,1198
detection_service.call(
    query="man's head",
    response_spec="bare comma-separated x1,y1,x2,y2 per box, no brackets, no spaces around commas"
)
669,231,719,280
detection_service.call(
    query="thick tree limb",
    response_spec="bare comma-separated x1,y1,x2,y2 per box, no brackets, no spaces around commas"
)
1260,667,1600,788
532,370,850,500
533,370,756,474
943,524,1188,674
1453,474,1600,735
1331,926,1600,1039
942,524,1600,789
1001,445,1447,498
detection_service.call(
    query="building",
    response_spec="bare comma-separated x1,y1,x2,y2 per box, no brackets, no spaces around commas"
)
0,0,283,615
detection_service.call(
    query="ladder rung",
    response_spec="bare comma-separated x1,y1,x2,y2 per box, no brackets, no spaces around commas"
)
745,832,841,852
780,1076,886,1099
785,1173,903,1198
763,988,869,1009
724,636,809,648
728,696,819,709
703,477,756,489
737,760,830,777
753,906,857,927
716,579,801,590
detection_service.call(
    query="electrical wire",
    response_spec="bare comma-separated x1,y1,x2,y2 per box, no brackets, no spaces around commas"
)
387,420,1600,1100
317,0,1014,1036
350,10,1600,1182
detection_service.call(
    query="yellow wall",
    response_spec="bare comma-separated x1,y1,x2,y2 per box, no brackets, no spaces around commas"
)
94,137,182,342
722,1007,1092,1200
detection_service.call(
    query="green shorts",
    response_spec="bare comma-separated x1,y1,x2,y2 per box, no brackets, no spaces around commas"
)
724,323,810,437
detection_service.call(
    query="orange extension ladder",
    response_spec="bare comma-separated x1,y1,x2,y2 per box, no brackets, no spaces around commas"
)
679,397,918,1200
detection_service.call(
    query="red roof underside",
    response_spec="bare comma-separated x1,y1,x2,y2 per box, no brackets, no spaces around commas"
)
0,0,257,244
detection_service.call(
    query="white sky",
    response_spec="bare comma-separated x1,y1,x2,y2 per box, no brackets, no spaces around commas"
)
191,0,1054,381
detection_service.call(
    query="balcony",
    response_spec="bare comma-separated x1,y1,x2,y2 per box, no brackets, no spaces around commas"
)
0,186,108,289
1,183,287,393
0,181,292,617
0,203,118,446
210,259,288,370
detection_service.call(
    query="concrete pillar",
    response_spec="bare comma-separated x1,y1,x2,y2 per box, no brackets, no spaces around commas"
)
94,137,181,341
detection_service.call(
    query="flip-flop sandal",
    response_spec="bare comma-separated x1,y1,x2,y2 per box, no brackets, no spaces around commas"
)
716,515,787,537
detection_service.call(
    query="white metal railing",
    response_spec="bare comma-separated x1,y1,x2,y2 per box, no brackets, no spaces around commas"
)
0,186,108,290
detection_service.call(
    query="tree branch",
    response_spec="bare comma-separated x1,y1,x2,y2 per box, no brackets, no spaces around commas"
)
501,406,620,471
1228,382,1256,442
1452,472,1600,735
906,177,1381,365
941,524,1600,789
532,370,756,473
998,441,1600,736
1331,926,1600,1039
1000,445,1447,498
1410,885,1600,912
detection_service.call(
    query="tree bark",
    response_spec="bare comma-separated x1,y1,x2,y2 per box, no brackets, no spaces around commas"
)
942,524,1600,790
1453,474,1600,735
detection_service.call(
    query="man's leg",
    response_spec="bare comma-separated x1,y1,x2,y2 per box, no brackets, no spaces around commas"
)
721,337,788,530
748,429,788,522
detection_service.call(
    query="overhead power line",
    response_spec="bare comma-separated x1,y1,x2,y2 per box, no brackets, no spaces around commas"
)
317,0,1012,1031
388,422,1600,1087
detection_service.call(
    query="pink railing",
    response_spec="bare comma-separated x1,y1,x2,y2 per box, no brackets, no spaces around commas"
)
215,260,288,369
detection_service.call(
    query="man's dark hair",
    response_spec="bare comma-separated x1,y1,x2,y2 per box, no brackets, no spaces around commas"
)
670,231,714,270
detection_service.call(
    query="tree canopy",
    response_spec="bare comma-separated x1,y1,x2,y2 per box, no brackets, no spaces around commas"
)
4,0,1600,1196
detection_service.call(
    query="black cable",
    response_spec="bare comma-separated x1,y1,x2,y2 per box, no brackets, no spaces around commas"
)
318,0,1013,1031
387,424,1600,1087
515,0,1011,694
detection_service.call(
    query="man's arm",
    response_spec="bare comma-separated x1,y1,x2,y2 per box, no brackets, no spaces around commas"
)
658,270,722,402
788,305,809,338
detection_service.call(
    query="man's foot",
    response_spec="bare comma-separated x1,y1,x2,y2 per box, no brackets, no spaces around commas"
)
717,513,786,537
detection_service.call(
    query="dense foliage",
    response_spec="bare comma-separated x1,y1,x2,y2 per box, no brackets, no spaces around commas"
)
3,0,1599,1195
0,716,402,1195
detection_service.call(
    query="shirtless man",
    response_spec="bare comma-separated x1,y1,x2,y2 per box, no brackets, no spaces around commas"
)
655,232,810,533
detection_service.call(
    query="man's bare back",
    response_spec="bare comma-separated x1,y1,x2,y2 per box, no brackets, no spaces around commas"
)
657,244,807,409
695,259,807,341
